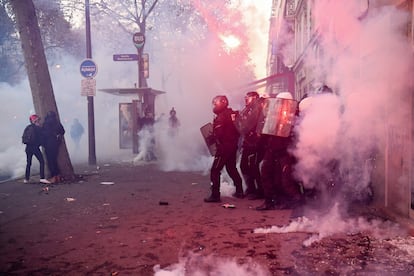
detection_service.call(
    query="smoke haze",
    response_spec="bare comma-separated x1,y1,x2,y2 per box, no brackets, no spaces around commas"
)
292,1,413,204
0,1,272,180
2,1,414,274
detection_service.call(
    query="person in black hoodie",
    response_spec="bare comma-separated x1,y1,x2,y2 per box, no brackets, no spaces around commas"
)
22,114,51,184
42,111,65,183
204,95,243,202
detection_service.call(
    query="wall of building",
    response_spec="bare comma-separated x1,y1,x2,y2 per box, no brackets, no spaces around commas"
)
267,0,414,220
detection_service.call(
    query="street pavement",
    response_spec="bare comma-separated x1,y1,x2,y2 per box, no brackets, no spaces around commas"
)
0,161,414,275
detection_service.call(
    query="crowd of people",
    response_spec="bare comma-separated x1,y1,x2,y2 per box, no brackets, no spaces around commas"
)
22,111,65,184
203,90,316,211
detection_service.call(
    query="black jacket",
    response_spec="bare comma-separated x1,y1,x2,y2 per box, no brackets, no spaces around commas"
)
43,114,65,147
213,107,239,154
23,123,45,147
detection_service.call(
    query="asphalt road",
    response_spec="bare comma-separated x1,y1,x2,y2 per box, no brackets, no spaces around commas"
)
1,161,413,275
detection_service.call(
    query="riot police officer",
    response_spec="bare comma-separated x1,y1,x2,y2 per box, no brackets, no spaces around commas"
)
236,91,264,200
204,95,244,202
256,92,304,210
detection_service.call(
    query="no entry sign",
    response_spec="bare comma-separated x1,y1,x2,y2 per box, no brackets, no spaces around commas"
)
80,59,98,78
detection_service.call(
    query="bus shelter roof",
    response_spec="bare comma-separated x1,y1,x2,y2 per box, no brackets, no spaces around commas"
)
99,87,166,96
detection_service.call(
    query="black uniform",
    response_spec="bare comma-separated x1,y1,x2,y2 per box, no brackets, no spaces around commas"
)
205,107,243,202
256,134,303,210
237,98,265,199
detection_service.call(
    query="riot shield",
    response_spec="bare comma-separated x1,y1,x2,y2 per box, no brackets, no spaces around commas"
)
257,97,297,137
234,99,262,135
200,122,217,156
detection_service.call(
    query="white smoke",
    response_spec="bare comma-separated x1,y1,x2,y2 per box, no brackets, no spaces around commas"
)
292,1,413,205
259,0,414,249
254,202,406,247
0,1,272,180
153,252,269,276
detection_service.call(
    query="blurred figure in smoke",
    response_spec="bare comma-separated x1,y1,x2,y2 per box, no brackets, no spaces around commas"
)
43,111,65,183
317,84,333,94
168,107,180,137
204,95,243,202
138,107,157,161
293,85,355,209
22,114,51,184
70,118,84,150
256,92,304,211
235,91,265,200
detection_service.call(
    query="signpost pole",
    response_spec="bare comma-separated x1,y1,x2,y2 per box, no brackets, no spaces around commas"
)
132,32,146,154
85,0,96,165
138,48,143,88
133,32,145,88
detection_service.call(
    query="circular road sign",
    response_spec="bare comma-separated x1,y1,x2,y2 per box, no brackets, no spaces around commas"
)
80,59,98,78
133,32,145,48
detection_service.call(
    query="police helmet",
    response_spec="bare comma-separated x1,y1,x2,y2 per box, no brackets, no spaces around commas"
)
212,95,229,114
244,91,259,106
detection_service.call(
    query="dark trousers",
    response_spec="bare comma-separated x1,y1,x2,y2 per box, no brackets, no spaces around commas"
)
261,149,300,203
25,146,45,180
210,148,242,196
45,144,60,177
240,147,262,195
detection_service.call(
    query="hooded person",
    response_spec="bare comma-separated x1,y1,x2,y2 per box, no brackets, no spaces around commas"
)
204,95,244,202
42,111,65,183
70,118,84,150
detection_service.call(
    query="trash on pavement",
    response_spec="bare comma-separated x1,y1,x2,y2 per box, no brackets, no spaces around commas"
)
222,203,235,209
65,197,76,202
100,181,115,185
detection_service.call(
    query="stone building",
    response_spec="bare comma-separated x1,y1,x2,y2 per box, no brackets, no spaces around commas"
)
267,0,414,222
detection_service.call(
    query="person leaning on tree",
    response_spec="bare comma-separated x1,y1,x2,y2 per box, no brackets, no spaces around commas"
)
42,111,65,183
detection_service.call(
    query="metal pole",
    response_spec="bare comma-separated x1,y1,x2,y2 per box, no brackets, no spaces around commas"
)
86,0,97,165
138,47,143,88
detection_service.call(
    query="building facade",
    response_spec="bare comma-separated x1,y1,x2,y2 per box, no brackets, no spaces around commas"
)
267,0,414,221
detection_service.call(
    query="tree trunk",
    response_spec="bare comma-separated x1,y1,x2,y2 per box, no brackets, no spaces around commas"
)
11,0,75,180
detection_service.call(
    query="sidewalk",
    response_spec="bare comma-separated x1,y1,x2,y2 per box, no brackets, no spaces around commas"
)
0,161,413,275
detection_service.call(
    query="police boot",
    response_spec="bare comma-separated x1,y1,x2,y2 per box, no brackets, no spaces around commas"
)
256,199,276,211
232,190,244,199
232,184,244,199
204,193,221,203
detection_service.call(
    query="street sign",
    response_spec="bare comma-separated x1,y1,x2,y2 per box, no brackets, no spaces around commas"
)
80,59,97,78
133,32,145,48
113,54,139,61
81,78,96,96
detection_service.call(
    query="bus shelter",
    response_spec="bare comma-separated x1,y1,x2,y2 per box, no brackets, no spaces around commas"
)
99,87,166,153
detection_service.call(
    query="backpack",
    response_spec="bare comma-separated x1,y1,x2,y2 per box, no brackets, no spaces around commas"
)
22,125,35,145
